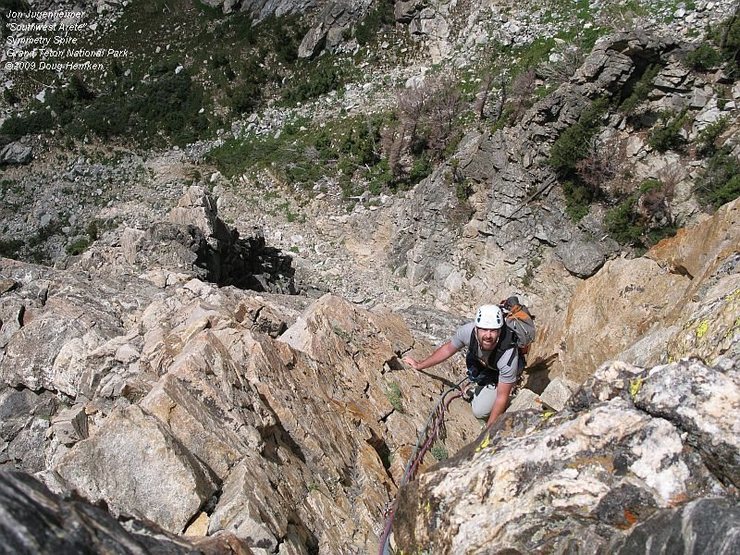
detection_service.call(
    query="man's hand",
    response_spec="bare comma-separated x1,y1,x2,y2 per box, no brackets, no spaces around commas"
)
402,356,422,370
402,342,459,373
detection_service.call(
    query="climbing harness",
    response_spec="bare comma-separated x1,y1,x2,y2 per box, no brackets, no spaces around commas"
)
378,376,469,555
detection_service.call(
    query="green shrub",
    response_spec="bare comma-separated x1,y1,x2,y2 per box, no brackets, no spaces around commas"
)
562,180,593,221
619,64,661,114
0,238,23,259
206,114,386,193
695,148,740,209
406,155,433,186
228,80,263,115
605,197,644,245
65,237,90,256
685,43,723,71
605,179,677,247
697,116,730,157
0,110,54,139
430,442,449,461
648,110,688,152
710,9,740,75
81,101,129,138
355,0,395,45
549,97,609,176
281,58,347,103
386,381,404,412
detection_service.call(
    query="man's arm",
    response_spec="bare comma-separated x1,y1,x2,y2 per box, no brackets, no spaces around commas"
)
485,381,514,428
402,341,459,371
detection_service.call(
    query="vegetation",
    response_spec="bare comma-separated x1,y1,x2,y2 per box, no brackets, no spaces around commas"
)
708,6,740,77
648,109,689,153
605,179,676,247
619,64,661,115
354,0,395,46
430,442,449,461
697,116,730,157
65,237,91,256
685,43,723,71
695,148,740,210
549,97,610,176
0,110,54,139
386,381,404,413
281,57,354,104
548,97,610,220
207,114,387,194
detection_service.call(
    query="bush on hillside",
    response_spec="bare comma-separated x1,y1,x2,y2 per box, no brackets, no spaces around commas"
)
619,64,661,115
605,179,676,247
549,97,609,176
648,110,689,153
355,0,395,46
695,148,740,210
0,109,54,139
685,43,723,71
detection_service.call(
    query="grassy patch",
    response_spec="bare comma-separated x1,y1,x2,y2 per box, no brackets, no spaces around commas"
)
206,113,393,194
386,381,404,412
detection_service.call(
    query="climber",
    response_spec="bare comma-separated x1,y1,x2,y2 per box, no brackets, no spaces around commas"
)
402,304,522,428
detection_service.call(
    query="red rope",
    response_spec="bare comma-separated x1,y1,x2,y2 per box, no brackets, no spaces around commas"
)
378,379,467,554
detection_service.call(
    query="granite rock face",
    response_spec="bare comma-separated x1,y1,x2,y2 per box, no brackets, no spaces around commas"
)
0,257,480,552
608,497,740,555
556,198,739,382
393,357,739,553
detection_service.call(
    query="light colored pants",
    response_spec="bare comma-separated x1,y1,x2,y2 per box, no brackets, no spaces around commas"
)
471,383,498,419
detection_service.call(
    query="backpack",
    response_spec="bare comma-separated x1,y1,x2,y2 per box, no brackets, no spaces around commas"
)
500,296,536,354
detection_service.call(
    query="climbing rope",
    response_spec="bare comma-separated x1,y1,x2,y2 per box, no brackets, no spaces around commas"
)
378,376,469,555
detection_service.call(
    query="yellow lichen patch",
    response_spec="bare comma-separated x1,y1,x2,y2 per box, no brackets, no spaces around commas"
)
629,377,644,399
541,410,556,421
475,434,491,452
695,320,709,339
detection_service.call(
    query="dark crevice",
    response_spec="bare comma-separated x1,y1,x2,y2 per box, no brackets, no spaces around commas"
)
385,355,405,372
379,408,395,423
670,264,694,279
256,393,306,464
366,431,397,487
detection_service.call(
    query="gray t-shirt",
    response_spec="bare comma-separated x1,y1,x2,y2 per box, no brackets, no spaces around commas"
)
450,322,518,384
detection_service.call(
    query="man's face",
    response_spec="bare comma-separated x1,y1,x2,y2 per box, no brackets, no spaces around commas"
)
476,327,500,350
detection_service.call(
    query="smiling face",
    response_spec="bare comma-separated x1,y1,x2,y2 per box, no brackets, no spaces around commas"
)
476,327,501,350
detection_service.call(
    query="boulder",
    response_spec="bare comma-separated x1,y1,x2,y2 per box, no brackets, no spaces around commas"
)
539,377,579,411
0,142,32,166
555,239,607,278
54,405,218,534
393,357,736,552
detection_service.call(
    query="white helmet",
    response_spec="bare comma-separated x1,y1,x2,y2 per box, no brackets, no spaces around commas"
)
475,305,504,329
